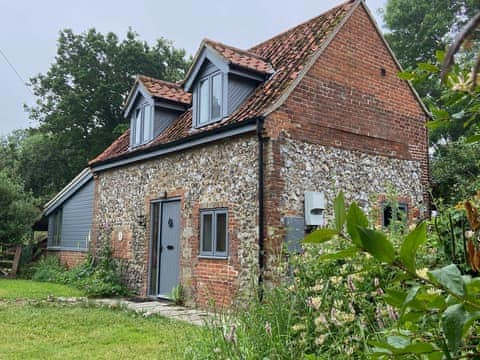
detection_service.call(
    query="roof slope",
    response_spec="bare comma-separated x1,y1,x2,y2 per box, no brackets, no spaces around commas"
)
203,39,274,75
43,168,93,216
138,75,192,105
90,0,356,166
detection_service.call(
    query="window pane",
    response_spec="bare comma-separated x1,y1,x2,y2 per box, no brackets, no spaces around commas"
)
199,79,209,124
216,212,227,253
202,214,213,252
53,209,62,246
211,74,222,120
134,108,142,145
142,105,153,143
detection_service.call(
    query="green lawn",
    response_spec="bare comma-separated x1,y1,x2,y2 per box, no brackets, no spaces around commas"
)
0,280,199,359
0,279,84,299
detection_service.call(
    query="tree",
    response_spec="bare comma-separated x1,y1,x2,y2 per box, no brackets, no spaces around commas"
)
383,0,479,70
27,29,190,194
431,140,480,205
0,170,40,244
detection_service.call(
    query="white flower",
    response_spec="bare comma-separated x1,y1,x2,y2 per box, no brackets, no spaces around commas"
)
315,334,328,346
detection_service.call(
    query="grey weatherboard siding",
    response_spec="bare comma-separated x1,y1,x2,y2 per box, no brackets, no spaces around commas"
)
47,179,94,251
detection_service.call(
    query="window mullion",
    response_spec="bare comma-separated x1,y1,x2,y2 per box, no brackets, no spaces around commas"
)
212,210,217,256
208,76,212,122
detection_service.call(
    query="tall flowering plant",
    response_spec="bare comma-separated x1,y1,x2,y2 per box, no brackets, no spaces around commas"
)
304,192,480,358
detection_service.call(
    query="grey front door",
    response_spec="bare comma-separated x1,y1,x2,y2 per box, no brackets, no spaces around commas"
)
158,200,181,297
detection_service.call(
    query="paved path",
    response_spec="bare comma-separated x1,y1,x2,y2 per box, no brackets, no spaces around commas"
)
93,298,210,326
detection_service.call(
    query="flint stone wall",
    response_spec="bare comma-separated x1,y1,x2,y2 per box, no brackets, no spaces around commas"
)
279,137,425,221
93,135,259,307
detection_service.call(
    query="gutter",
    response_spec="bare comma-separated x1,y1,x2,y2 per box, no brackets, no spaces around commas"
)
256,116,266,298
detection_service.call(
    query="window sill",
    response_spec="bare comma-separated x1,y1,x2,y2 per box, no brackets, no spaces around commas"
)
47,247,88,253
195,117,223,129
198,255,228,260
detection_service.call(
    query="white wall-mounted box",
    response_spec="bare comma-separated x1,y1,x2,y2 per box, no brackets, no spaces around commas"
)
304,191,325,226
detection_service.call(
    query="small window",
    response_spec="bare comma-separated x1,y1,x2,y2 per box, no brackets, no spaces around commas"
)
200,209,228,257
196,72,223,127
131,103,154,147
382,203,408,228
52,208,63,247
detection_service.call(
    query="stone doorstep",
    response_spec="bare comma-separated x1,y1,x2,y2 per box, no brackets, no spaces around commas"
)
92,298,211,326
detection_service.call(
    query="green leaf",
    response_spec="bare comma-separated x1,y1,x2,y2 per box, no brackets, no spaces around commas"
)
430,107,450,121
465,277,480,295
426,119,447,130
429,264,465,297
303,228,338,244
465,134,480,144
418,62,439,73
334,191,346,233
384,289,407,308
356,226,395,264
387,335,410,349
442,304,466,354
401,285,420,316
427,352,443,360
401,342,436,354
416,291,446,311
400,222,427,273
319,246,358,261
346,202,368,247
435,50,445,63
397,71,416,81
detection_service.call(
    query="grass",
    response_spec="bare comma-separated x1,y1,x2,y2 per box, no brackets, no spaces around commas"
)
0,280,199,359
0,304,197,359
0,279,85,299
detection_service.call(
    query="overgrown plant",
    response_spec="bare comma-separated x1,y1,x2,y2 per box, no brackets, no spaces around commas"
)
30,245,129,297
171,284,184,306
304,192,480,358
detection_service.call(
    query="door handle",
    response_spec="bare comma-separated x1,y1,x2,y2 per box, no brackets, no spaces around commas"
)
166,245,174,250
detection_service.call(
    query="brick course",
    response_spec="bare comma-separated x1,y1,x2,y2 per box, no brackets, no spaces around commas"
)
46,250,87,269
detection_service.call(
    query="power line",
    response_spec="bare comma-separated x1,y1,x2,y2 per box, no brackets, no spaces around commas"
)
0,46,33,94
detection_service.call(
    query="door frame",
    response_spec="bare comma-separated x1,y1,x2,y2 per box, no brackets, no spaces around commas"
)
147,197,181,298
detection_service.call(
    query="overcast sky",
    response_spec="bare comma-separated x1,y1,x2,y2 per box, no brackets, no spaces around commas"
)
0,0,387,136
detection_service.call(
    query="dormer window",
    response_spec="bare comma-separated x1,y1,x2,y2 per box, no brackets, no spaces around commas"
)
196,72,223,127
131,103,153,147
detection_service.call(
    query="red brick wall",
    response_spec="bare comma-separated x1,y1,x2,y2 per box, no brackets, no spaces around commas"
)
266,4,428,162
188,201,240,309
47,250,87,269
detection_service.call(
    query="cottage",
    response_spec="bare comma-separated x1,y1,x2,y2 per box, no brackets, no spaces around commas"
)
46,0,429,307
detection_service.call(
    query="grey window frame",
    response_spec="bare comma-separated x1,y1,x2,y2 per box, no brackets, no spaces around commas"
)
199,208,228,258
382,202,408,228
131,102,154,148
195,71,223,128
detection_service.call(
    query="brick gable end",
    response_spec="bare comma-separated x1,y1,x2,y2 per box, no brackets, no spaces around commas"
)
271,3,428,164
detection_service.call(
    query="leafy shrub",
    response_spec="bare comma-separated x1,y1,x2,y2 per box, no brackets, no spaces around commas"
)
30,245,129,297
31,256,65,282
304,192,480,358
77,249,127,297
